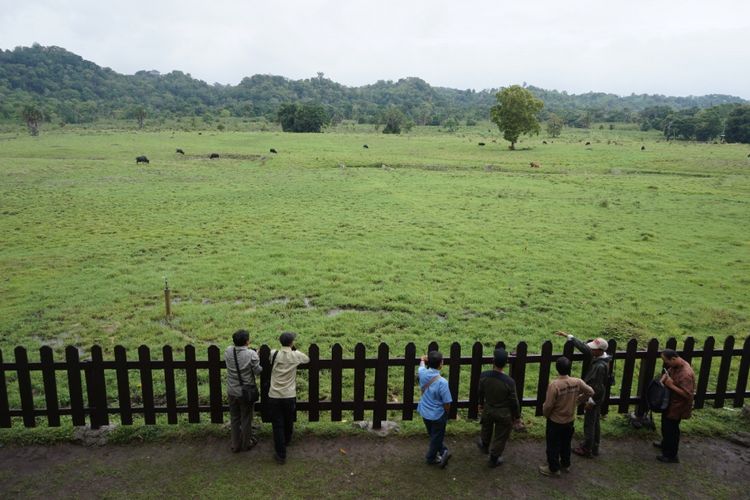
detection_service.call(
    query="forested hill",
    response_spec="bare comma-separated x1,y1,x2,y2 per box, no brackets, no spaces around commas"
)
1,44,746,125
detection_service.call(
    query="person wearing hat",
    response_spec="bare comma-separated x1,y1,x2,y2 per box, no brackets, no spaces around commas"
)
554,331,611,458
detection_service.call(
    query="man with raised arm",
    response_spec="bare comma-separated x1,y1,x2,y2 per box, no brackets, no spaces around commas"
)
417,351,453,468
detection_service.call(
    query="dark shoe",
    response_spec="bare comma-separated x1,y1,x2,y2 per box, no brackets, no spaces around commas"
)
560,466,570,473
591,448,599,457
274,453,286,465
652,441,663,449
439,448,452,469
656,455,679,463
488,455,504,468
539,465,561,477
476,437,489,454
573,446,593,458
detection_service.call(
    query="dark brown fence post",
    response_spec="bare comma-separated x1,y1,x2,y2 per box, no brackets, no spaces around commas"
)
665,338,677,350
307,344,320,422
601,339,616,416
468,342,483,420
65,346,85,426
713,336,734,408
353,343,365,422
330,344,343,422
694,337,715,410
114,346,132,425
734,336,750,408
372,343,389,429
618,339,638,413
0,349,10,428
40,346,60,427
163,346,178,424
402,343,416,421
512,342,528,409
258,345,271,422
185,345,200,423
535,341,553,416
636,339,660,416
138,345,156,425
448,343,461,419
208,345,223,424
681,337,695,364
87,346,109,428
428,341,439,353
15,347,35,428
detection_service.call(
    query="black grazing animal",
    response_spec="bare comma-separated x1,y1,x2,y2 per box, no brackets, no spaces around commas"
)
641,145,646,151
270,148,278,154
478,142,486,146
209,153,220,159
176,148,185,154
542,140,547,144
363,144,369,149
136,155,149,164
585,141,591,146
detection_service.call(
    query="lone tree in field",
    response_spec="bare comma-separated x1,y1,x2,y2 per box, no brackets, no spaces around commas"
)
277,102,330,132
546,113,564,138
133,106,147,129
21,104,44,136
490,85,544,149
380,106,410,134
724,105,750,144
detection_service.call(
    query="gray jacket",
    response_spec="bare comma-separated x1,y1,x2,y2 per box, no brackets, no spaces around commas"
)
224,346,262,398
570,337,610,404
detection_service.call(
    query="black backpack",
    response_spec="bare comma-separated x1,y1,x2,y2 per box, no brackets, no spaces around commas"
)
646,378,670,413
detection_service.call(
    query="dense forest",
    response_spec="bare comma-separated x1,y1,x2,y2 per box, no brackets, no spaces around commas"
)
1,44,748,137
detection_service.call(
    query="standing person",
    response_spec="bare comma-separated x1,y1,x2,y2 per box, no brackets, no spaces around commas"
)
417,351,453,468
267,331,309,465
554,331,611,458
655,349,695,463
477,349,522,467
224,329,262,453
539,357,594,477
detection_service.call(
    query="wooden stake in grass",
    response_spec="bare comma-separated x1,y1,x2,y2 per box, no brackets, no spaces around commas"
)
164,277,172,319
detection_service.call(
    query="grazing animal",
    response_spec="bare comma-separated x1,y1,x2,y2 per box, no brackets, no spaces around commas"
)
198,132,202,135
530,161,540,168
363,144,369,149
641,145,646,151
136,155,149,164
585,141,591,146
209,153,220,159
478,142,485,146
270,148,278,154
176,148,185,154
542,140,547,144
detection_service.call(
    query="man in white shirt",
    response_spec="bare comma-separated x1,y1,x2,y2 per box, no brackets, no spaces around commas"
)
268,331,309,464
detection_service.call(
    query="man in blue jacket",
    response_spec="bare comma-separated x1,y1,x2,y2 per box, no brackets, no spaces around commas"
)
417,351,453,468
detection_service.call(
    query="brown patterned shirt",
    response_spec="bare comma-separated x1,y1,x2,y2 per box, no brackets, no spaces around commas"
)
666,359,695,420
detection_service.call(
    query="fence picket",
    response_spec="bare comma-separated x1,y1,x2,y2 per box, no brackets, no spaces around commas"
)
734,336,750,408
468,342,483,420
635,339,660,416
208,345,223,424
65,346,85,426
618,339,638,413
15,347,35,428
372,343,389,429
513,342,528,408
185,345,200,423
163,346,178,424
535,341,553,417
353,343,365,421
138,345,156,425
114,346,132,425
402,343,416,421
39,346,60,427
330,344,343,422
308,344,320,422
694,337,715,410
448,343,461,419
601,339,616,416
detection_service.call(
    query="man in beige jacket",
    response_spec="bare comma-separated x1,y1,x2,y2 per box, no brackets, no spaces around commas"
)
540,356,594,477
268,331,310,464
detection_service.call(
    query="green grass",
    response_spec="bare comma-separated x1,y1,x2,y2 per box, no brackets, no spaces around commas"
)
1,123,749,423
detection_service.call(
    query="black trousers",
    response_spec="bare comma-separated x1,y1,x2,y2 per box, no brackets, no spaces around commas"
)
545,419,574,472
268,397,296,459
661,416,681,459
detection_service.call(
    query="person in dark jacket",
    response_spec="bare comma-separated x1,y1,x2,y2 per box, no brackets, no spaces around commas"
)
477,349,522,467
555,331,611,458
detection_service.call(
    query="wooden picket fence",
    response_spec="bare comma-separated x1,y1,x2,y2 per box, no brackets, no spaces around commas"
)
1,335,748,429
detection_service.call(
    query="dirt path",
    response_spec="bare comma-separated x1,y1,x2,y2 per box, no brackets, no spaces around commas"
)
1,435,748,499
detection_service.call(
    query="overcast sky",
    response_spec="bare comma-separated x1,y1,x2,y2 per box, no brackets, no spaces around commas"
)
1,0,748,98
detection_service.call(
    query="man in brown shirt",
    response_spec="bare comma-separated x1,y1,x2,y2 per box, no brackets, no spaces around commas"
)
655,349,695,463
539,356,594,477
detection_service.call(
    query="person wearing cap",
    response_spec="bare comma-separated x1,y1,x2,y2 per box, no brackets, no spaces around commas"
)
477,349,522,467
554,331,611,458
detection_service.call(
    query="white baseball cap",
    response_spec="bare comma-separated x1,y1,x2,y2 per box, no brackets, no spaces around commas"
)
587,338,609,351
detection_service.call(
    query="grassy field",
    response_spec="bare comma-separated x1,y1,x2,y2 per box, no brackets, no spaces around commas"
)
0,123,749,420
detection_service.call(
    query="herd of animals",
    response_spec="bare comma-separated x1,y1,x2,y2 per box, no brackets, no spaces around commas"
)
135,141,716,167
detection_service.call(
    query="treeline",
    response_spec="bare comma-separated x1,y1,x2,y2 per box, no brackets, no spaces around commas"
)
1,44,748,135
